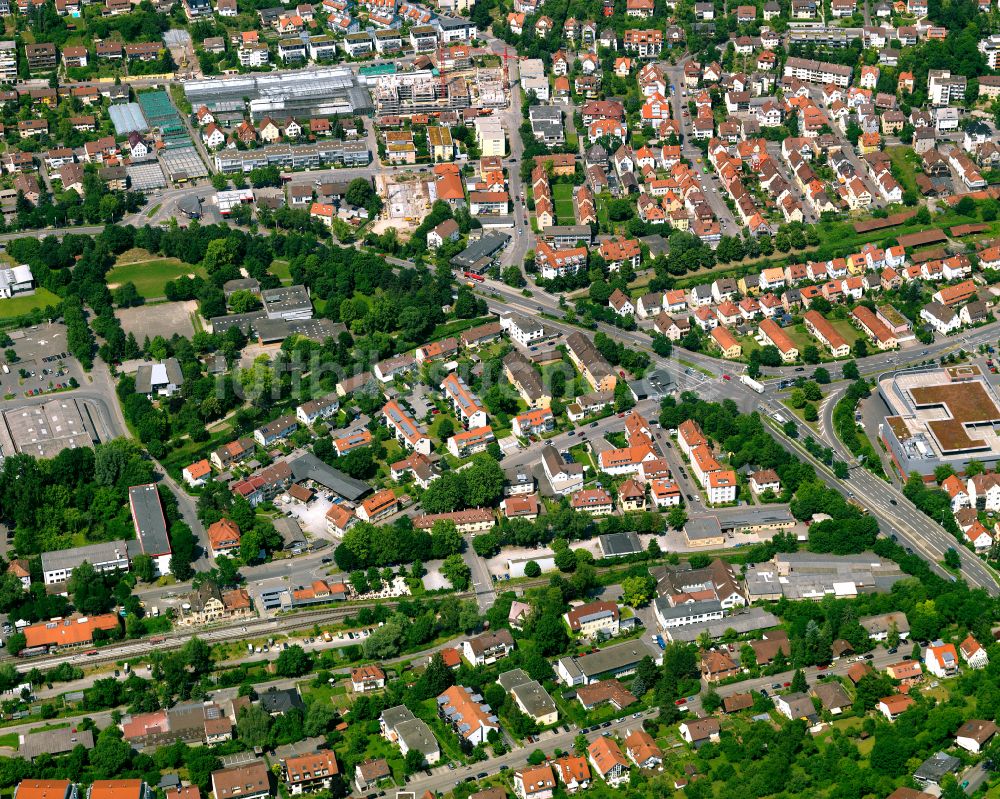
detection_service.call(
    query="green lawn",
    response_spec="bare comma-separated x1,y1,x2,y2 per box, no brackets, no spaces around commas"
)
827,318,865,353
886,145,921,197
0,287,61,320
271,259,292,284
106,259,206,299
553,183,576,225
785,323,821,356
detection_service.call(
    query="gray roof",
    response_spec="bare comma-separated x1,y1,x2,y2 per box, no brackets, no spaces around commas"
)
262,284,312,317
653,598,723,620
599,532,643,557
859,612,909,636
396,718,439,756
255,317,343,343
19,726,94,760
775,692,817,720
287,452,371,501
259,686,304,714
497,669,532,692
41,539,135,574
558,641,650,681
380,704,416,729
510,679,557,719
812,681,851,711
914,752,961,784
684,517,723,540
134,357,184,395
128,484,171,558
665,608,780,642
450,233,511,270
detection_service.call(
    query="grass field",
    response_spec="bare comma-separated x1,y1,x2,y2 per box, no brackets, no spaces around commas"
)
0,287,61,320
553,183,576,225
107,258,205,299
886,145,921,197
827,318,864,352
271,259,292,283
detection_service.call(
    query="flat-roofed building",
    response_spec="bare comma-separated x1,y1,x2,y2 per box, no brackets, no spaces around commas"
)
878,366,1000,477
41,540,133,585
128,484,172,576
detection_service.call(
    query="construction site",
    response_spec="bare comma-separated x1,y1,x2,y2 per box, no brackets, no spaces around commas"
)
371,43,511,116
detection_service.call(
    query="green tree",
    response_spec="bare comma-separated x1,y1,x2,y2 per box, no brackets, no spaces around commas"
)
621,574,655,607
132,554,155,584
524,560,542,578
441,554,471,590
236,704,272,748
275,645,312,677
667,505,687,530
701,687,722,713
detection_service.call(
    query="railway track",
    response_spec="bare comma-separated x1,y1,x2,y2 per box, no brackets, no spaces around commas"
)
8,594,467,672
6,567,585,674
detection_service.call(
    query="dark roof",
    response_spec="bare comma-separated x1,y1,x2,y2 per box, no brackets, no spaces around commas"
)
287,452,370,501
128,484,171,558
259,686,304,714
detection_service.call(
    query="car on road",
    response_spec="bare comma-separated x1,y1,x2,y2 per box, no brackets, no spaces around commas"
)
888,647,898,654
601,722,612,728
477,773,488,780
760,689,768,697
795,367,805,372
590,422,598,428
722,374,730,380
889,499,898,505
772,683,782,689
499,765,509,772
783,682,791,687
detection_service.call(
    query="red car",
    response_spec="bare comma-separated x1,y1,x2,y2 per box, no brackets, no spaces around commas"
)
722,374,731,381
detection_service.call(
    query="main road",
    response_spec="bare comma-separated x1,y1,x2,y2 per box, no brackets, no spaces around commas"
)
479,281,1000,594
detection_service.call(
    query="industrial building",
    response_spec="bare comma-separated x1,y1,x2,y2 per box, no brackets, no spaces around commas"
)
184,67,373,121
0,399,96,458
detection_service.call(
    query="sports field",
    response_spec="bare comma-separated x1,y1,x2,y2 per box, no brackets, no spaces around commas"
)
107,258,205,299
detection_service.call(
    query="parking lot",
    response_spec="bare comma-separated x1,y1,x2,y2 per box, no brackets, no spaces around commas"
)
0,322,85,402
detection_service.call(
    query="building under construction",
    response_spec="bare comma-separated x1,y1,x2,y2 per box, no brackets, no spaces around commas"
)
371,70,471,116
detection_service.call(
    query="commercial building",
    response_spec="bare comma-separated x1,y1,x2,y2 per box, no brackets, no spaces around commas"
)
745,552,905,601
0,398,96,458
23,613,119,650
214,140,369,173
555,642,654,686
128,484,172,577
878,366,1000,477
41,540,134,585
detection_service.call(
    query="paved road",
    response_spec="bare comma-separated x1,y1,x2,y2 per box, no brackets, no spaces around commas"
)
757,392,999,595
404,707,659,796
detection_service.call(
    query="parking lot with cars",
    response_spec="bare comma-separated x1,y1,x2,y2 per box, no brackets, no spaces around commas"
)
0,322,84,400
